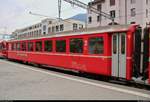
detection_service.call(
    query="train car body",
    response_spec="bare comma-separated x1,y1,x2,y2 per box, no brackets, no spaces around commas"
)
0,41,8,58
7,24,150,85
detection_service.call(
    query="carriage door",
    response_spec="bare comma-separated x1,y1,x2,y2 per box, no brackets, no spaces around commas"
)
112,33,126,78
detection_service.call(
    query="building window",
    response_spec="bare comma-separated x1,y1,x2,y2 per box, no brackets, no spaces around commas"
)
79,24,83,29
39,29,41,35
60,24,64,31
110,0,115,6
73,23,78,30
36,30,38,36
34,31,36,35
146,9,148,18
70,38,83,53
97,15,101,22
48,27,51,33
56,26,59,32
43,32,46,35
131,8,136,17
52,26,55,33
146,0,149,4
131,0,136,4
44,40,52,52
110,10,116,18
56,40,66,53
43,25,47,31
88,37,104,54
88,16,92,23
32,31,34,36
97,4,101,11
49,21,52,24
36,41,42,52
28,42,34,51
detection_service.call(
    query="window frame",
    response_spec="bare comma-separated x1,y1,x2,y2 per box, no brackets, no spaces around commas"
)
44,40,53,52
16,42,21,51
88,16,92,23
69,38,84,54
110,0,115,6
28,41,34,52
110,10,116,18
13,42,17,51
88,35,104,55
55,39,67,53
131,8,136,17
73,23,78,30
21,41,27,51
35,41,43,52
11,43,14,51
131,0,136,4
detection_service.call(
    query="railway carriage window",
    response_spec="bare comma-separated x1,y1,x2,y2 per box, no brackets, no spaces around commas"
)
22,42,26,51
113,35,117,54
1,44,3,50
56,40,66,53
28,42,34,51
16,43,21,51
36,41,42,52
121,34,126,54
89,37,104,54
13,43,17,51
44,40,52,52
11,43,14,51
70,38,83,53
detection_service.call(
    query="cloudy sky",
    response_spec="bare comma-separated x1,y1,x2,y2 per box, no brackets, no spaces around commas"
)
0,0,91,34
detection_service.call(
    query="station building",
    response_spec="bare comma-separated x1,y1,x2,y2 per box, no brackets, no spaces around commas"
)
12,18,85,39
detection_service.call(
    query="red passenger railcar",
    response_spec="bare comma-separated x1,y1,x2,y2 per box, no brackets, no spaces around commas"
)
7,24,150,85
0,41,8,58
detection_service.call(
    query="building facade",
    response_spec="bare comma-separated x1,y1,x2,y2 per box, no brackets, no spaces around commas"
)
12,18,85,39
87,0,150,28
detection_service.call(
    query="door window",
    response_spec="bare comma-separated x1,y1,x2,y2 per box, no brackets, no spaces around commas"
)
113,35,117,54
121,34,126,54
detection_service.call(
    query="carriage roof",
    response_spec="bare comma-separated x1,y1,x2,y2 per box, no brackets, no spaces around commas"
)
9,24,136,42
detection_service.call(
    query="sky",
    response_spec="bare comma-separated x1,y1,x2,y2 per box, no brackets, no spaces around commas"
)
0,0,91,34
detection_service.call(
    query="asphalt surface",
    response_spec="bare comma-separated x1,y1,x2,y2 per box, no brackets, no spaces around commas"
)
0,59,150,100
